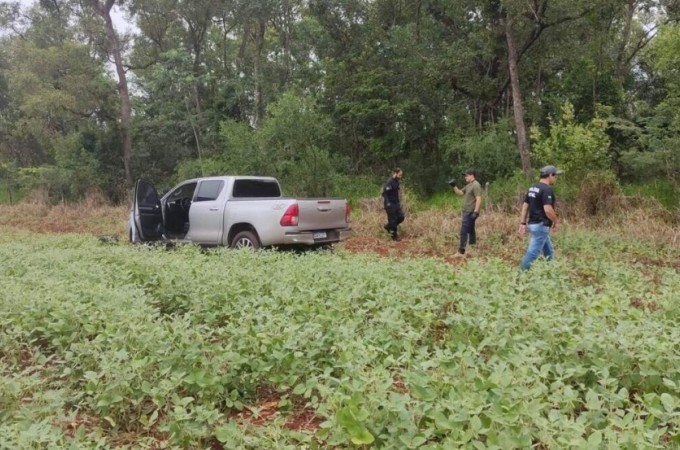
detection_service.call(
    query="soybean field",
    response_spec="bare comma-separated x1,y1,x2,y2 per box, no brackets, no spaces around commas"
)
1,228,680,449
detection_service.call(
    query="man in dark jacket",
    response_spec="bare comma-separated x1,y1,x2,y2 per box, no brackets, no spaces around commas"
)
518,165,562,270
382,168,405,241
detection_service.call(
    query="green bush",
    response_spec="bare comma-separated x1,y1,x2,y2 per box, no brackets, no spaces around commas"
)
329,173,382,204
422,191,460,211
206,92,349,197
443,119,522,182
0,142,102,204
622,178,680,210
618,150,669,181
486,171,530,212
565,170,623,216
0,162,20,204
531,102,611,176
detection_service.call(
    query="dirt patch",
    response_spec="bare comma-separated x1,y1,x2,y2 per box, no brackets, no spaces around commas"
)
630,297,660,312
228,385,324,433
339,234,471,265
285,406,325,431
232,399,280,427
63,413,102,438
633,255,680,270
391,374,409,394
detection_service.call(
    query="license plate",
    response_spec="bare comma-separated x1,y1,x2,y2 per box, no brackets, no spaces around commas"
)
313,231,327,239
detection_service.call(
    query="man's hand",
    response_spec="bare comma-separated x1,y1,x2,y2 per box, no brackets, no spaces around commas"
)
518,223,527,236
472,211,479,219
551,222,559,233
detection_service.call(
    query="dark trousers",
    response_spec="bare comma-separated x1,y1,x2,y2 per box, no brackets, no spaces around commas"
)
384,203,405,235
458,211,477,253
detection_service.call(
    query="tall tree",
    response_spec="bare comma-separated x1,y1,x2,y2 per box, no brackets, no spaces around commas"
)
503,13,532,177
499,0,595,177
82,0,133,186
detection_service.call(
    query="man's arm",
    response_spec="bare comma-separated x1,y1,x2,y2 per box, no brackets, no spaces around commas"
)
543,204,559,231
474,195,482,213
383,179,394,195
518,202,528,235
452,185,464,196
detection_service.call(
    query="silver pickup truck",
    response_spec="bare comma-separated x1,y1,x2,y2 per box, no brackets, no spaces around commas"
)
128,176,351,248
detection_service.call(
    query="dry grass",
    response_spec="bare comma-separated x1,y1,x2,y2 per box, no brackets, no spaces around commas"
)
347,200,527,262
0,192,128,236
347,196,680,262
584,207,680,248
1,194,679,258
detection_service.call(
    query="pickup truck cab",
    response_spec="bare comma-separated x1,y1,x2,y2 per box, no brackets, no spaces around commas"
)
129,176,351,248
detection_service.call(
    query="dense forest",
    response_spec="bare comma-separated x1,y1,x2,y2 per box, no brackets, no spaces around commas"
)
1,0,679,204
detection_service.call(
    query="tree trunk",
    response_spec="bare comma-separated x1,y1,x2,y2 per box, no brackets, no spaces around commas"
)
505,17,532,178
616,0,636,79
237,21,250,122
253,18,266,128
90,0,133,187
415,0,422,43
281,0,292,87
187,24,204,160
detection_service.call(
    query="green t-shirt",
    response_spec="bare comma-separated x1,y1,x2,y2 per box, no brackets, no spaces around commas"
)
462,180,482,212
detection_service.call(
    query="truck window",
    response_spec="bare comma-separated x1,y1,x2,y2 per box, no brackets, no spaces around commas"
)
136,181,159,208
233,179,281,198
167,182,197,201
195,180,224,202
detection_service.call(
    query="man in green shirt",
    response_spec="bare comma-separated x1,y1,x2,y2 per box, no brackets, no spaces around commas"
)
452,168,482,256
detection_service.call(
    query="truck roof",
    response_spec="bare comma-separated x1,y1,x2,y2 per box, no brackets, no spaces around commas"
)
182,175,279,183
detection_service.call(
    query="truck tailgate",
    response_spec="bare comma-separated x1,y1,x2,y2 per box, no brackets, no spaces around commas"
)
297,199,348,230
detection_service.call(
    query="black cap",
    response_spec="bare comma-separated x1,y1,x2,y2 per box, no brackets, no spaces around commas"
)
464,168,476,176
539,165,563,177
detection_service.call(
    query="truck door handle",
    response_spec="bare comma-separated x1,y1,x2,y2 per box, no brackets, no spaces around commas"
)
209,207,219,211
317,207,331,212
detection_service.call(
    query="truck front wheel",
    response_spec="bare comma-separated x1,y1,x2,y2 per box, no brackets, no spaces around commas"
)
230,231,260,249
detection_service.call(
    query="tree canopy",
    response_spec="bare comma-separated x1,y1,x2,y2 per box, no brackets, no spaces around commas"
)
1,0,679,202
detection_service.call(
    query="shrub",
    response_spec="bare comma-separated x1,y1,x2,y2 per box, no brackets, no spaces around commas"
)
622,178,680,211
442,118,521,182
567,170,624,216
531,102,611,176
209,92,347,197
486,171,530,213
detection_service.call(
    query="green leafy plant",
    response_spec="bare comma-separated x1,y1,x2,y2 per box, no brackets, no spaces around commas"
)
531,102,611,177
1,228,680,448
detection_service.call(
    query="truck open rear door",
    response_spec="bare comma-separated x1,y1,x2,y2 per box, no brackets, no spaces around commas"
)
133,179,164,241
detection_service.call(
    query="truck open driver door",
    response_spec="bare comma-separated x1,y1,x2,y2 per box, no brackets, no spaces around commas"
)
133,179,164,241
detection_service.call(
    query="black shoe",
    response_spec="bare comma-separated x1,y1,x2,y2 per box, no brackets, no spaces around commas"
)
392,234,401,241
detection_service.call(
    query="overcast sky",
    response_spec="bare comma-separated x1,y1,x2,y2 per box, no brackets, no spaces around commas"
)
16,0,137,34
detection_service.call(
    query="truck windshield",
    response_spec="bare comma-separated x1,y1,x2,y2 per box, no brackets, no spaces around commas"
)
232,179,281,198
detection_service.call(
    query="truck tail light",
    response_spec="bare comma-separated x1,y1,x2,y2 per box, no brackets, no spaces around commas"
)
280,203,299,226
345,203,351,223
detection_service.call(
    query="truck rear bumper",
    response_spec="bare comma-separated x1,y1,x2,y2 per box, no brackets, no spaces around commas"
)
282,228,352,245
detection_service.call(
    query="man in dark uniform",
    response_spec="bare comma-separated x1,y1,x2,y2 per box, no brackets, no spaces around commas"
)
518,165,562,270
382,168,405,241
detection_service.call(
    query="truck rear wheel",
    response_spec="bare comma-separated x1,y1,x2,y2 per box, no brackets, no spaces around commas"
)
231,231,260,249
